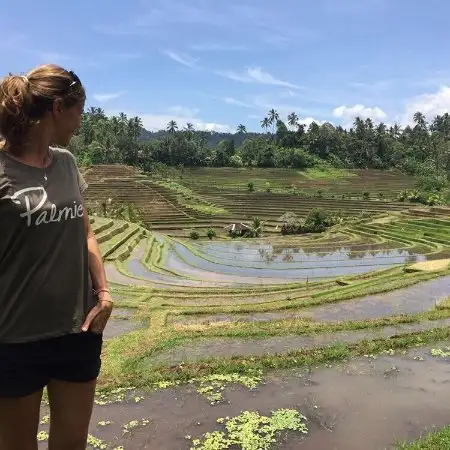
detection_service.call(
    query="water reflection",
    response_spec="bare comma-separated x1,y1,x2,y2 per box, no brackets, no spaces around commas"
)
169,242,426,279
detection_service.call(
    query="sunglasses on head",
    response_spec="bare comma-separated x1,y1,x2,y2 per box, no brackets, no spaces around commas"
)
68,70,81,88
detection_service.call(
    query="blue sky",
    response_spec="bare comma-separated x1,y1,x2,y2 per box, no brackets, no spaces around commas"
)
2,0,450,132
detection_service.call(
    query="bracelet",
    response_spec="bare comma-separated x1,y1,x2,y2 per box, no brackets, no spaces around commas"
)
93,288,114,304
94,288,110,296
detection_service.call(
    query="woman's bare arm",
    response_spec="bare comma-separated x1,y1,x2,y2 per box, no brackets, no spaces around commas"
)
81,208,113,333
83,211,109,293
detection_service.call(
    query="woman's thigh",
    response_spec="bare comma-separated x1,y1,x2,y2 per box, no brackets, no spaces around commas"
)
47,379,97,450
0,389,43,450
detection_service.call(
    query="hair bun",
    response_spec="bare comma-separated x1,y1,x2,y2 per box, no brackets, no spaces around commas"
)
0,64,85,147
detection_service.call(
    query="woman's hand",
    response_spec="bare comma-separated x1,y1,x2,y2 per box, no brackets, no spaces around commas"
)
81,292,114,334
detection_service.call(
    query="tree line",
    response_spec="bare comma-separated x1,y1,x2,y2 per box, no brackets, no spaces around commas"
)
70,107,450,190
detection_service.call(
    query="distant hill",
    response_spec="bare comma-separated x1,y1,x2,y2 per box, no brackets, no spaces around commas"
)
139,129,265,147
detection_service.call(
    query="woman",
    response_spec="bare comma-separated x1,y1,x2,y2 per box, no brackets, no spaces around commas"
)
0,64,113,449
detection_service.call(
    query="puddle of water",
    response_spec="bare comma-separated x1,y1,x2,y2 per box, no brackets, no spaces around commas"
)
38,345,450,450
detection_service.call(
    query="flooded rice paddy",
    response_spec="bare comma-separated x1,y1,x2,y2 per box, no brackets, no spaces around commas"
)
108,238,428,287
37,345,450,449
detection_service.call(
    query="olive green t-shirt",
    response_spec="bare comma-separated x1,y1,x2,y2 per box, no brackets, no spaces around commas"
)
0,147,95,343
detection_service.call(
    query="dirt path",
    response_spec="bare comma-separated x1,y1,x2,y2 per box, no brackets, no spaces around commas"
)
37,345,450,449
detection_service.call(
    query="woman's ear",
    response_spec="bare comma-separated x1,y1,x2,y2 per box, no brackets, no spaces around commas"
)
52,97,64,118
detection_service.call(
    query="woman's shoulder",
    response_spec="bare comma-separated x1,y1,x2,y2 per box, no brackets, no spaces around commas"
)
51,147,79,170
51,146,76,160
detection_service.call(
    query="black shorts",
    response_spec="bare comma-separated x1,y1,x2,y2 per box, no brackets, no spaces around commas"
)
0,331,103,398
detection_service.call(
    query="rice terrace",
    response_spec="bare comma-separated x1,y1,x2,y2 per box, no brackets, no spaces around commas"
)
33,160,450,449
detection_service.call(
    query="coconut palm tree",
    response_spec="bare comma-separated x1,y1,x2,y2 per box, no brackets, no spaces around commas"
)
236,124,247,134
287,112,299,130
167,120,178,134
184,122,195,132
268,109,279,134
260,117,270,134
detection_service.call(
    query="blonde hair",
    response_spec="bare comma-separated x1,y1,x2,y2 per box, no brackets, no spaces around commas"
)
0,64,85,147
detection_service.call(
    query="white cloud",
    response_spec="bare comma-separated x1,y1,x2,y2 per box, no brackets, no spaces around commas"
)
140,114,232,133
299,117,325,127
216,67,299,89
93,91,126,103
107,106,232,133
163,49,198,68
403,85,450,124
223,97,254,108
332,104,388,121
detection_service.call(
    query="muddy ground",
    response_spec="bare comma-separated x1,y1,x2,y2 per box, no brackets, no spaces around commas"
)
38,345,450,449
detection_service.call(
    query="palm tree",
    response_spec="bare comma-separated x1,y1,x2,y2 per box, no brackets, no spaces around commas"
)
236,124,247,134
287,112,298,130
183,122,195,140
268,109,279,134
127,116,143,140
88,107,105,119
260,117,270,133
167,120,178,134
118,112,128,135
249,216,264,238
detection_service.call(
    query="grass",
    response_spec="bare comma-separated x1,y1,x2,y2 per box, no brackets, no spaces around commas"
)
155,180,228,215
396,426,450,449
99,326,450,388
302,167,356,181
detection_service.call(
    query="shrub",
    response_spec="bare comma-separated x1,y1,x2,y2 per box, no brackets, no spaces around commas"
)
363,192,370,200
280,212,303,235
265,182,272,192
247,181,255,192
279,209,343,235
206,228,217,240
189,231,200,240
229,154,243,168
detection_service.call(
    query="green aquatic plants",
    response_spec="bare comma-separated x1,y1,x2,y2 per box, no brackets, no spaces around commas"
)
189,409,308,450
190,373,262,405
431,347,450,358
122,418,151,435
86,435,108,449
150,373,262,405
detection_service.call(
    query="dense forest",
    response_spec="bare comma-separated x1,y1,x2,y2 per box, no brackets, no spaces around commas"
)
70,107,450,195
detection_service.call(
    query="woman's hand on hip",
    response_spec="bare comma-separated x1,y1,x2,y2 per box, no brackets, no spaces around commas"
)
82,292,114,334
